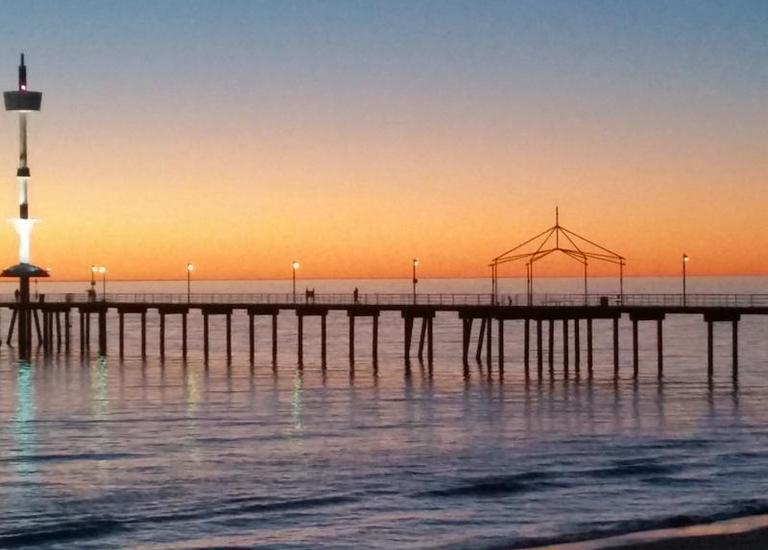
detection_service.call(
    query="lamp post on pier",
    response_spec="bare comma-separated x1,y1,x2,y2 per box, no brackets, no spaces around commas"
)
291,260,300,303
682,254,688,307
90,265,97,302
412,258,419,304
186,262,194,303
99,266,107,301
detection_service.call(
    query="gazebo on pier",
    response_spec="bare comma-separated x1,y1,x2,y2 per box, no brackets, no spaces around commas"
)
489,209,626,304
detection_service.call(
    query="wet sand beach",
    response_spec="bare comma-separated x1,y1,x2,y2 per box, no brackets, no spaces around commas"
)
534,514,768,550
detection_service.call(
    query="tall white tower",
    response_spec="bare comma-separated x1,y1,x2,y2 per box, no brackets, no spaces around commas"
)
2,54,48,359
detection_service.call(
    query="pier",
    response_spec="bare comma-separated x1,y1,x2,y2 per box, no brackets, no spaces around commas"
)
2,292,766,381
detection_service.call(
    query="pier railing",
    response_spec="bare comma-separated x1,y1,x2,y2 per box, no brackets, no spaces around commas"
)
8,292,768,308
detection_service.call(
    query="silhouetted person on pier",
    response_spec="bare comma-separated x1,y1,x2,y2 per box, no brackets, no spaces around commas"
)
305,288,315,304
87,288,96,302
14,289,19,302
353,288,359,304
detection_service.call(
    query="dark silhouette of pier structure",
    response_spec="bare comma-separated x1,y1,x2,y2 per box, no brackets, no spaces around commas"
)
2,292,764,381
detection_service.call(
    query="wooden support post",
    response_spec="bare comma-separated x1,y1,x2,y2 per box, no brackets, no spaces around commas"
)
587,318,593,377
536,319,543,378
372,315,378,370
182,313,188,360
203,313,209,364
48,313,53,352
632,319,639,379
657,319,663,378
707,320,713,379
404,316,413,362
475,317,486,361
226,312,232,363
732,319,738,379
498,318,505,374
85,312,90,350
159,313,165,361
119,312,124,358
321,314,327,368
548,318,554,376
33,309,42,347
427,316,434,367
418,317,427,360
486,316,492,367
248,313,255,365
141,311,147,359
98,310,107,356
613,317,620,377
41,311,47,353
297,314,304,367
47,313,53,352
523,318,530,377
65,310,71,353
41,311,48,354
462,318,472,364
563,319,569,378
272,314,278,368
349,314,355,367
56,311,62,352
79,311,84,354
574,319,580,375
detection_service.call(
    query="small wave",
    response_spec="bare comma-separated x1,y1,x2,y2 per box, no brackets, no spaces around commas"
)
0,518,124,547
0,452,145,464
237,495,357,513
418,471,563,498
133,494,358,525
584,457,684,479
640,475,702,486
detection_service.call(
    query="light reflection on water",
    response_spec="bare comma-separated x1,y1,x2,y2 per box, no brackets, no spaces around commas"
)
11,362,37,486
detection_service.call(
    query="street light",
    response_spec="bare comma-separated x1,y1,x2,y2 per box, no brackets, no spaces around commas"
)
90,265,98,302
291,260,300,303
187,262,194,303
412,258,419,304
682,254,689,307
98,266,107,301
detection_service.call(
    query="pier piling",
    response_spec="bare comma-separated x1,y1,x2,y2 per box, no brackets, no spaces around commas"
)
657,319,663,378
536,319,543,378
523,318,530,377
587,318,593,377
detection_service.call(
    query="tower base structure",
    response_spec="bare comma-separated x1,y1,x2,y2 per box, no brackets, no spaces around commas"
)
2,262,48,359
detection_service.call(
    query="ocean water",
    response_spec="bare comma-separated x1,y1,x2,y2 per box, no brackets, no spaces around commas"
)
1,277,767,549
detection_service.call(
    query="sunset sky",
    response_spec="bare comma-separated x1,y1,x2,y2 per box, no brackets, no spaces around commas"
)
0,1,766,281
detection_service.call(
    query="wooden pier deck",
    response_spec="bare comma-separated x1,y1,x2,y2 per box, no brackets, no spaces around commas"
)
3,292,767,380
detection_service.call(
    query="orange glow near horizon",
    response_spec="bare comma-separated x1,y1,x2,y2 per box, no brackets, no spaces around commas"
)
2,117,766,282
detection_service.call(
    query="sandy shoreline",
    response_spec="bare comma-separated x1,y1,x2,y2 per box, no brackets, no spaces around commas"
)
605,526,768,549
527,513,768,549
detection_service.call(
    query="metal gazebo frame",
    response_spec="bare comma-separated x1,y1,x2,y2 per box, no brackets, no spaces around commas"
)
490,208,626,305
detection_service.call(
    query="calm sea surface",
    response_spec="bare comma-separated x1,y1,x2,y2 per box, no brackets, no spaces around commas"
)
1,277,767,549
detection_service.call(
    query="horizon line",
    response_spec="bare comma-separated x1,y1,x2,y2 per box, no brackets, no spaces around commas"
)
8,273,768,284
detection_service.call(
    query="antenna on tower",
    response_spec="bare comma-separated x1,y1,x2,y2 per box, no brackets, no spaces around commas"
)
18,53,26,91
555,206,559,226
